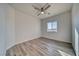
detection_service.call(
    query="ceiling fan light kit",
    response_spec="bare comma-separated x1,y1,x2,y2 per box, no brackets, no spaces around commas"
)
32,3,51,16
41,11,44,14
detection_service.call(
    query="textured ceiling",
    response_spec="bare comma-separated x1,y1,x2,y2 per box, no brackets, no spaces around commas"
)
9,3,72,19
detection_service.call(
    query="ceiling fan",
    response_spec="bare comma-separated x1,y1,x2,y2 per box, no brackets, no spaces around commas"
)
32,3,51,16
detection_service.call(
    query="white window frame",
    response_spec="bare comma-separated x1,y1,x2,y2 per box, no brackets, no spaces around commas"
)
47,21,57,32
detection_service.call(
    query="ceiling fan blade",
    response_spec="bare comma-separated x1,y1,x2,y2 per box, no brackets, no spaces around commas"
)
35,11,41,16
32,5,40,11
44,5,51,10
37,12,41,16
42,3,48,9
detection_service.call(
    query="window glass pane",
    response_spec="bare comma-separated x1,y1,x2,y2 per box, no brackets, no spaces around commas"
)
52,21,57,29
47,21,57,32
48,22,52,29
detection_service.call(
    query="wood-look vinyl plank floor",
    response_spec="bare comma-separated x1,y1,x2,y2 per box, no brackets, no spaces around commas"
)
6,37,75,56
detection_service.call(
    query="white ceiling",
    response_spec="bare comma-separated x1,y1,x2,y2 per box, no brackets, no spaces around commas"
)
9,3,72,19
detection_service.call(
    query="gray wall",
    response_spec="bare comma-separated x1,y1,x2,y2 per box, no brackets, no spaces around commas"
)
0,4,15,55
0,4,7,55
41,11,72,43
15,9,41,44
72,3,79,56
6,5,16,50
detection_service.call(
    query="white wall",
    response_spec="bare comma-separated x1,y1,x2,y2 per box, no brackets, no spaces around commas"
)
72,3,79,56
0,4,7,55
6,5,16,49
41,11,72,43
15,10,41,44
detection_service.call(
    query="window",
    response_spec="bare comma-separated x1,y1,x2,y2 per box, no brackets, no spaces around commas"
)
47,21,57,32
